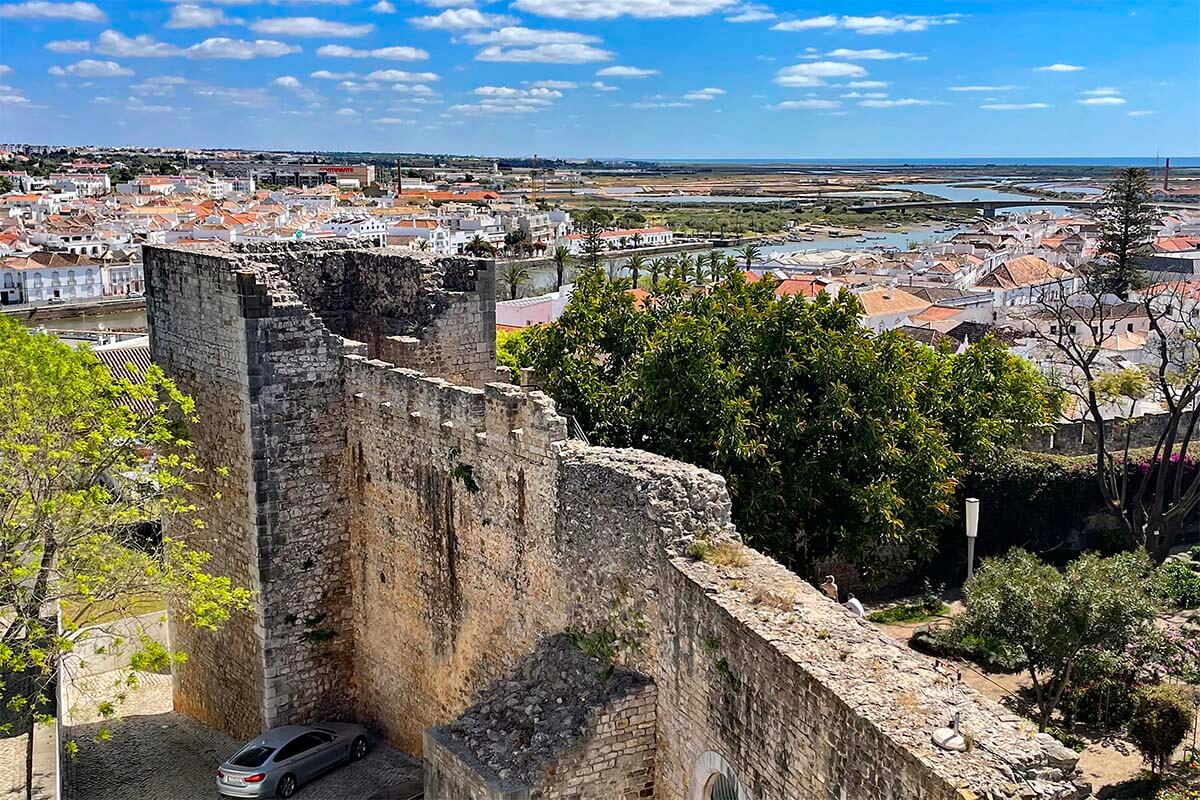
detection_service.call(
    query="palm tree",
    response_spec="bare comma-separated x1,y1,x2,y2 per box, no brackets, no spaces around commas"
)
550,245,572,290
501,263,530,300
738,244,762,268
721,255,740,281
693,259,709,286
415,238,430,252
626,254,647,289
675,252,695,284
648,257,668,288
706,250,724,281
466,235,494,258
632,231,643,250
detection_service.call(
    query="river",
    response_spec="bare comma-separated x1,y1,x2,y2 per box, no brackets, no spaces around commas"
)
885,182,1075,215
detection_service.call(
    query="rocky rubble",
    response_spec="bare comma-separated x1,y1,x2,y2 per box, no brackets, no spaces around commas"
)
441,634,652,786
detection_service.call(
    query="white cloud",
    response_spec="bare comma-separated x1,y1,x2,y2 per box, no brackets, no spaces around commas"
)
826,48,911,60
773,13,959,34
126,96,175,112
528,79,577,89
771,15,837,30
0,91,31,105
591,80,618,91
393,82,434,94
768,99,840,109
96,30,182,57
725,3,774,22
628,100,692,108
131,75,189,96
840,91,886,98
184,38,300,59
311,69,355,79
46,40,91,53
0,1,105,21
192,85,271,106
512,0,736,19
339,79,381,92
949,85,1015,92
1127,110,1155,117
316,44,428,60
462,26,599,45
1078,96,1125,106
858,97,938,107
446,99,548,115
475,85,561,98
775,61,865,87
251,17,373,37
411,9,515,30
478,44,612,63
371,0,396,11
844,80,887,88
334,107,357,116
167,4,240,28
683,87,724,100
1035,63,1084,72
365,68,440,82
841,14,960,34
47,59,133,78
1081,86,1120,96
980,102,1049,110
374,117,412,124
272,74,320,101
596,65,658,78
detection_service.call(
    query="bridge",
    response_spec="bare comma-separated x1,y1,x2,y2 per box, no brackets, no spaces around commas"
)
847,198,1098,219
849,198,1200,219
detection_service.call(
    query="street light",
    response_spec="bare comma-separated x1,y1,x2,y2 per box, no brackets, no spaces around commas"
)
965,498,980,581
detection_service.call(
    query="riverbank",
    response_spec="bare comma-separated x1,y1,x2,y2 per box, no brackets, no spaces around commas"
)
2,297,146,323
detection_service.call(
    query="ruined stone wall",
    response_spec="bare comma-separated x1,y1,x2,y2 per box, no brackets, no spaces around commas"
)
536,685,657,800
654,549,1086,800
144,247,267,738
1024,409,1197,457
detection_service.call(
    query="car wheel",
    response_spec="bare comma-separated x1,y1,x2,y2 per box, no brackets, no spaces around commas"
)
277,774,297,798
351,736,368,761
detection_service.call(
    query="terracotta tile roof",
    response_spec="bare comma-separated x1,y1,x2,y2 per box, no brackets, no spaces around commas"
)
1155,236,1200,253
976,256,1065,290
856,287,929,317
911,305,963,322
774,277,825,298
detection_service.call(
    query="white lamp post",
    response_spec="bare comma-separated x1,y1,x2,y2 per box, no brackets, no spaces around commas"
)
965,498,980,581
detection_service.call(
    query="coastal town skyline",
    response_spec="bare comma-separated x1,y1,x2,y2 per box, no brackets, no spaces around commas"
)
1,0,1197,158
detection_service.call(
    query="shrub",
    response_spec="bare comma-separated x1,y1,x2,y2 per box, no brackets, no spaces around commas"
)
1156,558,1200,609
688,539,749,568
909,623,1026,674
867,602,950,625
1128,684,1195,776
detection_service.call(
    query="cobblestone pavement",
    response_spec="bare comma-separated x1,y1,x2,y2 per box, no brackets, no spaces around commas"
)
66,672,422,800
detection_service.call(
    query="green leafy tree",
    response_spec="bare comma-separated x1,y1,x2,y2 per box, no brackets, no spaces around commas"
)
577,213,608,273
501,262,531,300
550,245,572,290
0,176,12,194
0,319,252,785
958,549,1158,730
1093,168,1156,300
525,273,1057,578
673,252,695,284
496,326,533,373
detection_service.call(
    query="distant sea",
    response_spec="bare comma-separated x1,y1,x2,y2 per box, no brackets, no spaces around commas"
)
650,157,1200,167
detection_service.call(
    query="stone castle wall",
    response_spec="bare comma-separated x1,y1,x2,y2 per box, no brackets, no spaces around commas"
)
145,247,268,738
147,242,1086,799
1024,408,1197,457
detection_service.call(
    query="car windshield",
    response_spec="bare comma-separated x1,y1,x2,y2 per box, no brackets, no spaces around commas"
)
230,745,275,768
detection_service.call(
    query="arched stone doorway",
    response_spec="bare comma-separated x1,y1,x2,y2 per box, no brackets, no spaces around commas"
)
689,750,748,800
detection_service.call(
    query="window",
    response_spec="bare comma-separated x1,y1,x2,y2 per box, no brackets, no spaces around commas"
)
230,746,275,768
1127,323,1134,332
274,733,324,762
705,773,739,800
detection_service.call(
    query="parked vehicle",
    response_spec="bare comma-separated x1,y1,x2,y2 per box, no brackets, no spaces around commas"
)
216,723,369,798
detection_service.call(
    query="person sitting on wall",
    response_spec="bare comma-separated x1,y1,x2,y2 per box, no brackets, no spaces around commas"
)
844,593,865,619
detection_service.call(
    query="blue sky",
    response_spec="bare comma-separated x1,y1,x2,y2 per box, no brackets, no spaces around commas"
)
0,0,1197,159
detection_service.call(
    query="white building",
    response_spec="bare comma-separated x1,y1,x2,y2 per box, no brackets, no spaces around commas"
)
323,215,387,245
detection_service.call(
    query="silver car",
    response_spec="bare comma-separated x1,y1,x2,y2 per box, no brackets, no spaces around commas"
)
216,722,369,798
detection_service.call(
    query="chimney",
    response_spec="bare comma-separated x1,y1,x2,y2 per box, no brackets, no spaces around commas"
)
395,158,403,197
1163,157,1170,191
